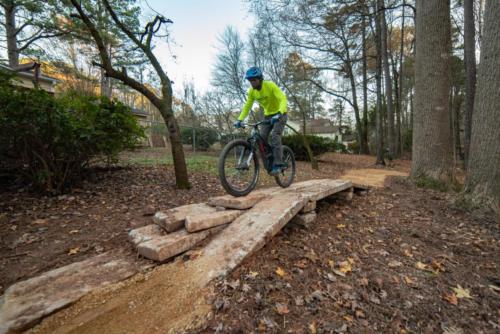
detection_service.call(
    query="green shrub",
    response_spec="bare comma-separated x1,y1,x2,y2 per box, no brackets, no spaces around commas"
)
180,126,218,151
0,71,145,193
282,134,347,160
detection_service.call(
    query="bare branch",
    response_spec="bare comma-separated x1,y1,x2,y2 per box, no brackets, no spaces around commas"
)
101,0,171,86
14,19,34,36
69,0,162,108
18,31,69,51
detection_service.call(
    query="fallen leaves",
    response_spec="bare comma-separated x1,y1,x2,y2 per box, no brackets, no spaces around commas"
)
403,249,413,258
275,267,286,278
275,302,290,315
403,276,415,285
443,285,472,305
443,292,458,305
430,259,445,272
415,261,427,270
308,321,317,334
246,271,259,279
388,260,403,267
343,314,354,322
294,259,308,269
332,259,353,277
452,285,472,299
339,260,353,273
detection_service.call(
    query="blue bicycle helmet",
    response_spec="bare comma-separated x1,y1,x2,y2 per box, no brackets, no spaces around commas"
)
245,66,263,80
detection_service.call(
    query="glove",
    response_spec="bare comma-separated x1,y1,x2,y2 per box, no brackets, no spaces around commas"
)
234,120,243,129
271,114,281,125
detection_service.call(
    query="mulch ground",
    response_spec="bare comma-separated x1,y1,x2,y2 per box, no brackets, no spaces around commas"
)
202,178,499,334
2,149,497,334
2,150,408,295
0,165,224,294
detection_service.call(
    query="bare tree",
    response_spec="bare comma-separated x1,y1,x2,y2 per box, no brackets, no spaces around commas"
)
411,0,453,182
212,26,247,104
465,0,499,210
68,0,189,188
379,0,395,159
374,0,385,165
249,0,369,154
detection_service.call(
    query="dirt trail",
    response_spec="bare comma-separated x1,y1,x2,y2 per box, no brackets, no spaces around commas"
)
30,253,215,334
341,168,409,188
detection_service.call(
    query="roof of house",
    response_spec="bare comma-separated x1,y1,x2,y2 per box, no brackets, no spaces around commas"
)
0,64,59,84
131,108,149,118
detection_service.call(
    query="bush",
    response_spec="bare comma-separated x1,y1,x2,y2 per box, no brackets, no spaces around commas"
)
180,126,218,151
282,134,347,160
0,71,145,193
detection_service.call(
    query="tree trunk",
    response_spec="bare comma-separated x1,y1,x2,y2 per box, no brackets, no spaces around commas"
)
398,0,406,156
375,0,385,165
379,0,395,159
411,0,453,182
463,0,476,168
393,61,402,157
159,94,190,189
347,66,364,155
452,87,463,162
4,0,19,67
100,69,112,97
361,6,370,155
465,0,500,209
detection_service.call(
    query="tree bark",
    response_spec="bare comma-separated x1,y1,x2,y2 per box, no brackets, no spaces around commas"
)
379,0,395,159
398,0,406,156
160,101,190,189
463,0,476,168
342,28,364,155
465,0,500,209
375,0,385,165
451,86,463,162
411,0,453,182
361,5,370,155
4,0,19,67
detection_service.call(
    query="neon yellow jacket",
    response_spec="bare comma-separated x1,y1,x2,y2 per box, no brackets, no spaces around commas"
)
237,81,287,121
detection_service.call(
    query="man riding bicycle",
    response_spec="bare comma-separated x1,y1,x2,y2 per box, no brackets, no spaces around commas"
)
234,67,288,176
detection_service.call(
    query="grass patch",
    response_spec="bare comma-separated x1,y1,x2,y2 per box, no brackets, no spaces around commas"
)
123,153,219,175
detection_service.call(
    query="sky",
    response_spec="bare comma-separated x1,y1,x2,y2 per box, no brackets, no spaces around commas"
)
145,0,255,94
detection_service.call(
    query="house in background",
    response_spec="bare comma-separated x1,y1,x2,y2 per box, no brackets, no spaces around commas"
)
1,63,58,94
285,118,356,147
285,118,340,139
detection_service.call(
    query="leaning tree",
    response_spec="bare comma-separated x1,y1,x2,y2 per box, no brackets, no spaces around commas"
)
68,0,189,188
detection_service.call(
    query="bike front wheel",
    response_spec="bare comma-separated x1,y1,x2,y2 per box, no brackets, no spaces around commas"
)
218,139,260,197
274,145,296,188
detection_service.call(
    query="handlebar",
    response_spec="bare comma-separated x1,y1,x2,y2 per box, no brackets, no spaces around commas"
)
240,119,271,128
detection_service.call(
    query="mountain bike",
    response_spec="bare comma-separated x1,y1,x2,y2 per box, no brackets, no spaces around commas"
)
218,119,296,197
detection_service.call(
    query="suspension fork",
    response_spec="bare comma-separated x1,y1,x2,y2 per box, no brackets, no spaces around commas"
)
237,140,255,168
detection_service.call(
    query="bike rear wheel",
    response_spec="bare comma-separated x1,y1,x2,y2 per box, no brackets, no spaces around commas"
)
274,145,296,188
218,139,259,197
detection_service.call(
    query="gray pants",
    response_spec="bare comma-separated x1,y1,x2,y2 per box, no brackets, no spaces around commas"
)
260,113,288,166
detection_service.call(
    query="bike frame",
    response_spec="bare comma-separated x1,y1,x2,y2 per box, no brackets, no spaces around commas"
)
239,120,273,172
